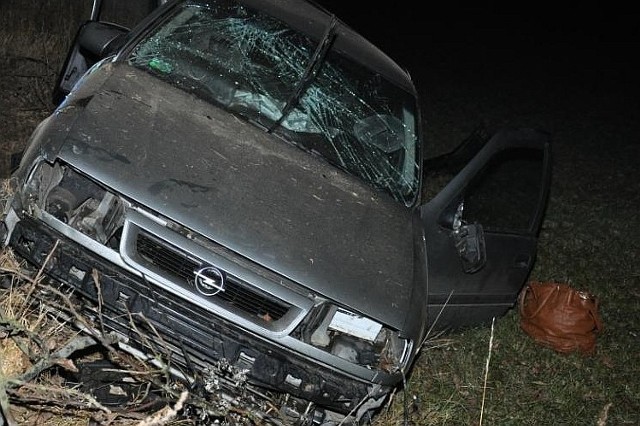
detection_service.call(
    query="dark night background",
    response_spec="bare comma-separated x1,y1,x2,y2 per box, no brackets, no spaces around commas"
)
315,1,640,93
312,2,640,159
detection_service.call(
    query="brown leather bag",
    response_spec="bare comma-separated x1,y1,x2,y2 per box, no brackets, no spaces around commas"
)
519,281,603,354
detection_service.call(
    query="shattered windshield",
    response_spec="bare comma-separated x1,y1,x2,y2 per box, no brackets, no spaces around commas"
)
128,0,420,204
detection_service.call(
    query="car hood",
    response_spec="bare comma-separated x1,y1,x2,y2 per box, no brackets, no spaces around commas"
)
55,63,420,329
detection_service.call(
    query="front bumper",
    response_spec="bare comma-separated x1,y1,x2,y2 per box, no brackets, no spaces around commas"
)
7,215,389,418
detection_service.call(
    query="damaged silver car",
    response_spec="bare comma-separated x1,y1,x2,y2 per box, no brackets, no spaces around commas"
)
0,0,551,424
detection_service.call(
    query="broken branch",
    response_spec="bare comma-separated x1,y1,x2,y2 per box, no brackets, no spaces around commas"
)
8,334,115,387
135,390,188,426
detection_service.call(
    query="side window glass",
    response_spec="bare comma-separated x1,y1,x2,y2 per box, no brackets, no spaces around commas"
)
463,148,545,233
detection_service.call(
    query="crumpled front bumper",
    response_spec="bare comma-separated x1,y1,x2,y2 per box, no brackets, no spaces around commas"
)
5,214,390,422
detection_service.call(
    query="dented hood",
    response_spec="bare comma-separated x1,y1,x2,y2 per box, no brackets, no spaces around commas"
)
55,63,419,329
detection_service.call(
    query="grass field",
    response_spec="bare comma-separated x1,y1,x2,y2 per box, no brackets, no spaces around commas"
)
1,2,638,425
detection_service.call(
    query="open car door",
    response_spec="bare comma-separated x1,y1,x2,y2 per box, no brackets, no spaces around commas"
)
51,0,163,105
421,128,551,331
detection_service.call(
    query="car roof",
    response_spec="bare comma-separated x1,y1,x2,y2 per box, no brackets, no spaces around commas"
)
236,0,417,95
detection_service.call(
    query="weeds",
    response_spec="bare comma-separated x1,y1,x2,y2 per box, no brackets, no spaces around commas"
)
0,248,127,424
0,247,226,425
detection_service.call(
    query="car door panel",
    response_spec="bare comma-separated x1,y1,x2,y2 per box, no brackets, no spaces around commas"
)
421,127,551,330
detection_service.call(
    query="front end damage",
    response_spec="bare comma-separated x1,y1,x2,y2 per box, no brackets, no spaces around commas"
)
1,158,414,424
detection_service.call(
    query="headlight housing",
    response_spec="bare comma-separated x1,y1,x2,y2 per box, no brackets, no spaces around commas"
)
22,160,125,247
294,301,411,373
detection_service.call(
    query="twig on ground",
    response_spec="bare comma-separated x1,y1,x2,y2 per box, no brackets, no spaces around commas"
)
479,317,496,426
16,108,50,113
5,74,51,79
338,386,380,426
596,402,613,426
12,382,113,415
92,269,106,336
417,290,454,354
18,240,59,318
0,316,46,360
40,285,120,354
125,310,176,389
9,334,115,386
0,381,18,426
135,390,188,426
4,55,56,72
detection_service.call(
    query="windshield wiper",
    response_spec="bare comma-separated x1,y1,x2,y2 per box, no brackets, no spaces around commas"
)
268,15,337,133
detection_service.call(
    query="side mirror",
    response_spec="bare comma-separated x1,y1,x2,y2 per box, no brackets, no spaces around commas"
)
78,21,129,59
52,21,129,105
453,223,486,274
449,200,486,273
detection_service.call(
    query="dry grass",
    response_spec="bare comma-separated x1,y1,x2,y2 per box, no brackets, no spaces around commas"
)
0,249,90,425
0,0,89,157
0,248,194,426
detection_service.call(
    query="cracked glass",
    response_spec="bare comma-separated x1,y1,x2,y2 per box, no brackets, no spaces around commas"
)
128,0,420,204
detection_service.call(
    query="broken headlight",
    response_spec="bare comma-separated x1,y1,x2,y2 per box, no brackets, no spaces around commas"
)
295,302,411,373
22,161,124,247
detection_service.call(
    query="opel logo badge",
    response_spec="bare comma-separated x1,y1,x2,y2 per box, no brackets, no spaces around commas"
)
194,266,225,296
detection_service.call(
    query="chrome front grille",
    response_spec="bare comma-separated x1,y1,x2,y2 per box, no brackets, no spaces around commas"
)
135,231,291,322
136,232,199,281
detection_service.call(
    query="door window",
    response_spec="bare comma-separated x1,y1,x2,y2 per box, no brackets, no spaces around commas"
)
463,147,545,234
